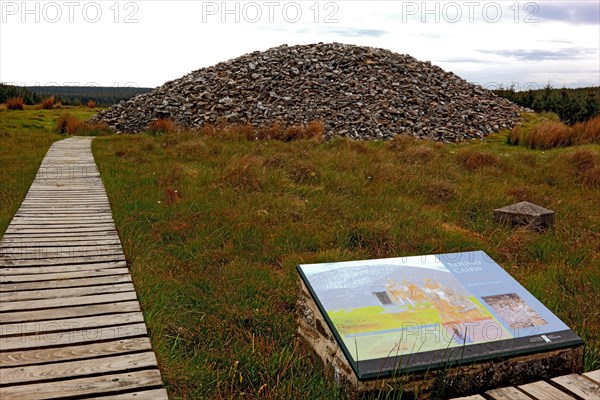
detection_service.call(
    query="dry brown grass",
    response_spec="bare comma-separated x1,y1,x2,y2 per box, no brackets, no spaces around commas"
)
386,134,419,151
566,149,597,173
573,116,600,144
422,179,456,204
456,149,499,170
404,145,436,163
510,116,600,149
41,96,55,110
56,112,108,135
287,161,320,184
147,118,178,135
525,121,573,149
581,166,600,188
564,149,600,188
6,97,24,110
221,155,265,191
56,113,79,134
256,120,324,142
87,100,97,109
506,125,522,146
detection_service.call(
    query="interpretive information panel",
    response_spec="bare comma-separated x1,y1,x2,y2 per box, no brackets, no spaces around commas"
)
297,251,583,380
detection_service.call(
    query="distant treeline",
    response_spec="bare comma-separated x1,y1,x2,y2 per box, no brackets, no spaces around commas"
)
0,84,41,105
494,85,599,125
0,84,152,107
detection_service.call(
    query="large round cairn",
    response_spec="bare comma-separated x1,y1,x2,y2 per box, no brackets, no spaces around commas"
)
91,43,525,141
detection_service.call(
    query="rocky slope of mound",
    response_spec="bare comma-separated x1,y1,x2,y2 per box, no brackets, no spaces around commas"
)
91,43,525,141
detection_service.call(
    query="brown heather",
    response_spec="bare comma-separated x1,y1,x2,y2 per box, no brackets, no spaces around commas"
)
6,96,24,110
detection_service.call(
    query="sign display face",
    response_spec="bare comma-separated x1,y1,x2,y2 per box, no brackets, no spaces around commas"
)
297,251,583,380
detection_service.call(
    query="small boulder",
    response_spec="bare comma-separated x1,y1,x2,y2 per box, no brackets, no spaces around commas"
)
493,201,555,230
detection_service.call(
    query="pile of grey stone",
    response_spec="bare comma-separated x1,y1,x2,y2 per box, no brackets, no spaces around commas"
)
91,43,526,142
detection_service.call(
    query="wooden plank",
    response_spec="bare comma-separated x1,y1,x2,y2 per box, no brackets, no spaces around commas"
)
15,206,111,211
451,396,486,400
0,245,123,256
0,282,135,302
0,247,123,260
0,244,122,252
0,260,127,275
8,218,115,224
583,369,600,384
0,300,141,323
486,386,533,399
16,205,109,209
88,388,169,400
518,381,576,399
0,367,164,399
0,238,121,246
0,312,145,337
0,268,129,283
0,291,139,312
2,231,120,239
1,350,158,385
14,211,109,215
5,225,117,234
0,274,131,292
0,254,126,267
0,323,147,351
10,217,112,221
2,369,162,400
552,374,600,400
0,337,151,367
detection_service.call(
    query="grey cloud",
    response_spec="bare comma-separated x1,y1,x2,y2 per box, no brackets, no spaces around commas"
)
536,2,600,25
479,48,598,61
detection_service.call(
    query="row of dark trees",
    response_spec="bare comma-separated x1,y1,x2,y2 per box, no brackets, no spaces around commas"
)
0,84,42,105
0,84,151,107
494,85,599,124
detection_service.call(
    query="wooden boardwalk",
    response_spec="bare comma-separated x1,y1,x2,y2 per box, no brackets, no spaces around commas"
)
453,369,600,400
0,137,168,399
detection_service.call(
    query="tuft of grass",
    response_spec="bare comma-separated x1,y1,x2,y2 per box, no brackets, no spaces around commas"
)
403,145,436,163
255,120,325,142
386,134,419,151
422,179,456,204
56,112,109,135
564,149,600,188
456,148,499,170
525,121,573,149
147,118,178,135
41,96,55,110
221,155,266,191
572,115,600,144
5,96,24,110
509,113,600,149
566,149,597,173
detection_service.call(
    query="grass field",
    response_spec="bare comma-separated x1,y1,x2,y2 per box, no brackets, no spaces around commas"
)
0,106,98,233
1,107,599,399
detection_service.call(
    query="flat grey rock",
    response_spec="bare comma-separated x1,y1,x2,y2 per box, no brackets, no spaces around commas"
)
493,201,554,230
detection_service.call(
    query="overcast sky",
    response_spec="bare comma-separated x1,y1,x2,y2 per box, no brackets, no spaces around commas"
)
1,0,598,90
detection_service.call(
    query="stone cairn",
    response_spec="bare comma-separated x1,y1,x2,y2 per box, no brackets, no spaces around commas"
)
91,43,526,142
